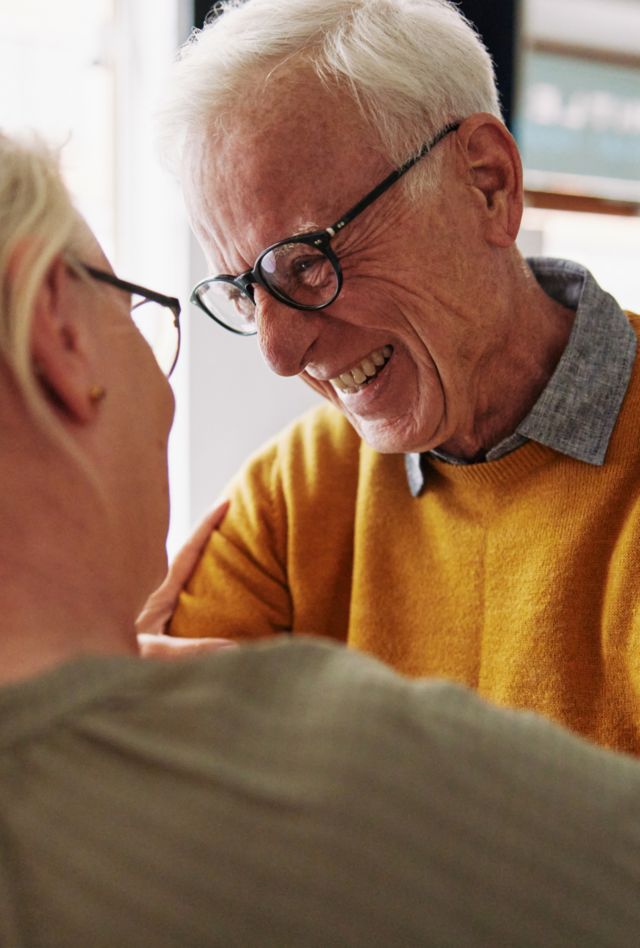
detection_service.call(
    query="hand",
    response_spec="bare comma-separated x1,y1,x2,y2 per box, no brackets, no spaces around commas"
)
136,499,229,636
137,633,238,660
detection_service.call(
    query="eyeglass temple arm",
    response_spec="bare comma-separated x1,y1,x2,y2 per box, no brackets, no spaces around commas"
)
84,266,181,316
323,122,460,238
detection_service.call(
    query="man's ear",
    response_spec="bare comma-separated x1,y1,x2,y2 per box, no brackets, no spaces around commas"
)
455,113,523,247
29,255,97,424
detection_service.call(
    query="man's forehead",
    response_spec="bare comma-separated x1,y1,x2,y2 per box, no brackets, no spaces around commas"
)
239,67,367,158
187,74,385,231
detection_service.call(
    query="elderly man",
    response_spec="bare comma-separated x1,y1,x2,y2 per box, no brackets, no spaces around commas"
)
157,0,640,754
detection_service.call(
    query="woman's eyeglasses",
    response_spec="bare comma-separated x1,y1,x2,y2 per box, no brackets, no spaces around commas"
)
83,266,182,377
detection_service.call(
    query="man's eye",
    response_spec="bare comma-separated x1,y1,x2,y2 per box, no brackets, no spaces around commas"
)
293,256,320,274
289,255,333,289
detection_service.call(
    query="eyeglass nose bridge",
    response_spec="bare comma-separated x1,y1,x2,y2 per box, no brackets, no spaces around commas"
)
233,263,302,312
232,267,306,313
233,270,257,303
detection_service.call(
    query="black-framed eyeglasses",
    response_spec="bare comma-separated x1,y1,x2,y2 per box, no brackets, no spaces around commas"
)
190,121,460,336
83,266,182,377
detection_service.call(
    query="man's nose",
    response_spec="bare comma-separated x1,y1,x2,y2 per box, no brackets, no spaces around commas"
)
254,289,322,377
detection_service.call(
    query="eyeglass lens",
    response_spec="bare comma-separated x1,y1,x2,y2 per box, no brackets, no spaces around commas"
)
196,241,340,333
130,296,179,376
193,282,257,335
259,241,338,306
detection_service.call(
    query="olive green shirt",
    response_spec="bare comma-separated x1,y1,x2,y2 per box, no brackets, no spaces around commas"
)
1,638,640,947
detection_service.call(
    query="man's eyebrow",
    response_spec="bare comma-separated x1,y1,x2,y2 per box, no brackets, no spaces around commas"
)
270,221,324,256
290,220,322,236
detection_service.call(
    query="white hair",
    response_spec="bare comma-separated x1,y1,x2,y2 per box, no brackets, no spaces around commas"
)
0,132,84,429
158,0,502,191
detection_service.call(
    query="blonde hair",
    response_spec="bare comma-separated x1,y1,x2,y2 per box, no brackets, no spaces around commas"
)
158,0,502,193
0,131,83,425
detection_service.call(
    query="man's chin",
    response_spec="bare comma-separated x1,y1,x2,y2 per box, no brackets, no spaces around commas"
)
302,376,435,454
349,415,428,455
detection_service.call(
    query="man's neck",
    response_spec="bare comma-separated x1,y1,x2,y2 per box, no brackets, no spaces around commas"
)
438,267,575,460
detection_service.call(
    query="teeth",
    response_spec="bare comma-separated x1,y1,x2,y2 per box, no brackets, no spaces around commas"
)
331,346,393,393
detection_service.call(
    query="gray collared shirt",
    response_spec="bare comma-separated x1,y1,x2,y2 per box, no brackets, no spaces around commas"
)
406,257,636,497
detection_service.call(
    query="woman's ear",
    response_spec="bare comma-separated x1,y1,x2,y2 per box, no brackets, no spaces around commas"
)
455,113,523,248
29,255,97,424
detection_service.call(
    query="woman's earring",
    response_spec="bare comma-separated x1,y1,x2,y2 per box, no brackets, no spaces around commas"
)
88,384,106,404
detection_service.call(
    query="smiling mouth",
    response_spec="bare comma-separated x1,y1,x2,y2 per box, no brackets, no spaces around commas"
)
330,345,393,394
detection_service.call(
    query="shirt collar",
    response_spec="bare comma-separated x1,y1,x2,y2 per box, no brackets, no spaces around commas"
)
406,257,637,497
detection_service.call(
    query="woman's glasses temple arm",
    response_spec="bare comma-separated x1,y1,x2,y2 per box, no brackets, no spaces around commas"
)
83,265,181,315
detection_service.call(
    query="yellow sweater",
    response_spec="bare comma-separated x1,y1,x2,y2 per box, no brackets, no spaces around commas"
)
173,321,640,755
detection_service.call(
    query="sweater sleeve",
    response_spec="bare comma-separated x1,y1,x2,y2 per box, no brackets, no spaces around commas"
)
169,404,362,643
169,436,293,640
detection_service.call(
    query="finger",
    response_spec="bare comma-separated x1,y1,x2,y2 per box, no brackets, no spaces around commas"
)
137,633,239,660
167,498,230,590
135,499,230,634
135,596,173,633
